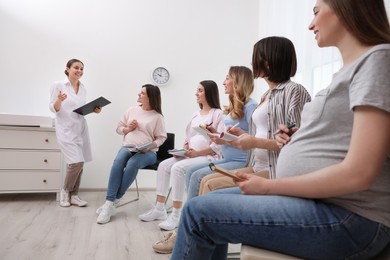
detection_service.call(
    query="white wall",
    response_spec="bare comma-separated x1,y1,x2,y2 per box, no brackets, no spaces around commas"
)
0,0,259,189
258,0,390,96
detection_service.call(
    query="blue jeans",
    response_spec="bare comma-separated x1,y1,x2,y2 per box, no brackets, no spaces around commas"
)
171,188,390,260
106,147,156,201
185,159,246,199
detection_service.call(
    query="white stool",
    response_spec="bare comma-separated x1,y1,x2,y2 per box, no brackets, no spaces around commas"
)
240,243,390,260
240,245,301,260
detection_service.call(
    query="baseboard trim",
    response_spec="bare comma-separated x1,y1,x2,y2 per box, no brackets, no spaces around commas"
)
79,188,156,192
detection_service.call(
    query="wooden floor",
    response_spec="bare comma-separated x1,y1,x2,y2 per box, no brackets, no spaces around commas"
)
0,191,173,260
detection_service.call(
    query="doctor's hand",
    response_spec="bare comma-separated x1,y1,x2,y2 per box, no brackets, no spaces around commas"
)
94,106,102,113
57,91,67,102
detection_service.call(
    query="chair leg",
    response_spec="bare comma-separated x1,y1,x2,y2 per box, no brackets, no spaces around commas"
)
165,187,172,206
118,178,140,207
165,187,173,213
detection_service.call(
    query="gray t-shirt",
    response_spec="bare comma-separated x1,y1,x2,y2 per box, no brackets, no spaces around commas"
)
276,44,390,227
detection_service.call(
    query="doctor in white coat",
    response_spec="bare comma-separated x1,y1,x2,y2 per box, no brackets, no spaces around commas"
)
49,58,101,207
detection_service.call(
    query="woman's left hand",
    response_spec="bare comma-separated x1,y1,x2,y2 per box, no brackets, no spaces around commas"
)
208,133,228,145
185,148,198,158
236,172,268,195
139,148,149,154
94,106,102,113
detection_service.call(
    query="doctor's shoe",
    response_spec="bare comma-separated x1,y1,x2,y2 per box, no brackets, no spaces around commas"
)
70,195,88,207
97,201,116,224
59,189,70,207
138,206,167,222
152,230,177,254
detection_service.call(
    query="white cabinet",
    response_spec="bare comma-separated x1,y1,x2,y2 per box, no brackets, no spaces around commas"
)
0,126,64,198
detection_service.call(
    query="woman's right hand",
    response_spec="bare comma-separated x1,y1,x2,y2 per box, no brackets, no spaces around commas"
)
230,133,254,150
275,124,298,148
226,126,243,136
57,91,67,102
205,125,217,133
123,120,138,135
54,91,67,112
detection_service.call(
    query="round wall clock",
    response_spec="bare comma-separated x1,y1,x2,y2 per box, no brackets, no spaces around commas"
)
152,67,170,85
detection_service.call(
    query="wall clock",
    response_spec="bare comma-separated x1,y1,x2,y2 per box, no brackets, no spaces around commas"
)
152,67,170,85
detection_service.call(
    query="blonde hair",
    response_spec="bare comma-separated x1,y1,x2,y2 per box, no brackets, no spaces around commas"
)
227,66,254,120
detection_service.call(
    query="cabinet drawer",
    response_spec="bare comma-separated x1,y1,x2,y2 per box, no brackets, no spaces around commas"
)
0,150,61,170
0,128,59,149
0,170,61,191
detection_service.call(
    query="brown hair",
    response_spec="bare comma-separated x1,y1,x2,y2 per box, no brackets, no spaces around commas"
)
143,84,163,115
64,59,84,76
227,66,254,120
252,36,297,83
199,80,221,110
323,0,390,45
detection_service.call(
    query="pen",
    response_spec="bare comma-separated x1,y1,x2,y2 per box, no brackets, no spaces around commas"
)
228,122,239,132
273,123,296,136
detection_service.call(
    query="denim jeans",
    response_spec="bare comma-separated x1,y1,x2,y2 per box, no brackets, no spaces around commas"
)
106,147,156,201
171,188,390,260
185,159,246,199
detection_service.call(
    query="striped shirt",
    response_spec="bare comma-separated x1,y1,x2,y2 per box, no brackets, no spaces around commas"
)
248,80,311,179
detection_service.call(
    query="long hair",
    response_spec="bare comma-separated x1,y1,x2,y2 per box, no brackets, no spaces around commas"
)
199,80,221,110
252,36,297,83
324,0,390,45
227,66,254,120
143,84,163,115
64,59,84,76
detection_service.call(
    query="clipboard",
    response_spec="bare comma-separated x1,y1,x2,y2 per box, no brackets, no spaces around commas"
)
168,149,188,157
73,96,111,116
123,142,154,151
209,163,245,182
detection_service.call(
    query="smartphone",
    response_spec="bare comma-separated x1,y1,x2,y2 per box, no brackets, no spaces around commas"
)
208,163,245,182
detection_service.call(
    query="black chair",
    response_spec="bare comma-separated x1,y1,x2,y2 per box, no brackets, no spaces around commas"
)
120,133,175,206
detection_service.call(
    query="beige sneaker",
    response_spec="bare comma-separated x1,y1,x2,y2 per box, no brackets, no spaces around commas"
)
152,231,177,254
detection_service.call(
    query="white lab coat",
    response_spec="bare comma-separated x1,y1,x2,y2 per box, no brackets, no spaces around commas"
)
49,78,92,164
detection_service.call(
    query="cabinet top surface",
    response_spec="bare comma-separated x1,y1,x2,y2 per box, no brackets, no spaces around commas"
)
0,126,56,132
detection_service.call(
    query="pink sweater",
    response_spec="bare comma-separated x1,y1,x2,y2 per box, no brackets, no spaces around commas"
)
116,106,167,151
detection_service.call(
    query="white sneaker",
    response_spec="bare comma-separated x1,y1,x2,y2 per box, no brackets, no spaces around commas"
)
96,198,122,215
96,201,116,224
159,214,180,231
59,188,70,207
70,195,88,207
138,206,167,222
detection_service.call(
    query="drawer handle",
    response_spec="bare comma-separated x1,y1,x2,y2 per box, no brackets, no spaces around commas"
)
43,179,47,183
45,139,49,143
44,159,48,163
